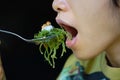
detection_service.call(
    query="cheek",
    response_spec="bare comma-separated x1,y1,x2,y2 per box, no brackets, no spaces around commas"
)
74,25,120,60
70,0,114,24
73,36,110,60
69,0,120,59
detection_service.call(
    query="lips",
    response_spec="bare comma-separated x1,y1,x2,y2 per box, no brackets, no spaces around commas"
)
56,19,78,48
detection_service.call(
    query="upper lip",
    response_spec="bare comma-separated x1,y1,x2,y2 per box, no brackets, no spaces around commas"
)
56,19,69,27
56,18,74,29
56,19,78,38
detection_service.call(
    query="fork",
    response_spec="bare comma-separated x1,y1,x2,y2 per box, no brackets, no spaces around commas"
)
0,29,55,43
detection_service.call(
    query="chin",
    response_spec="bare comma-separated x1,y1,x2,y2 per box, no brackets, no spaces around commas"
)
73,50,100,60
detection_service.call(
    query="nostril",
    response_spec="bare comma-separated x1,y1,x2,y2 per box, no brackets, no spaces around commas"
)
52,5,63,12
52,0,67,12
57,8,62,12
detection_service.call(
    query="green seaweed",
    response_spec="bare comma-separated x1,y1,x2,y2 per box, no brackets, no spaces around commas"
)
34,28,67,68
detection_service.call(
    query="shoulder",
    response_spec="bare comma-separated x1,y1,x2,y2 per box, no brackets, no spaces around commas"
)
57,52,106,80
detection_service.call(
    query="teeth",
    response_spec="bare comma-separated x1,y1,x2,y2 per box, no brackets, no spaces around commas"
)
66,32,72,40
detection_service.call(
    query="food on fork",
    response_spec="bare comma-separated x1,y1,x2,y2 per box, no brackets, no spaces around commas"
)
34,21,67,68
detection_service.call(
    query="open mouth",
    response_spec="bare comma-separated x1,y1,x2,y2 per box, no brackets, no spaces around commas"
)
61,24,78,40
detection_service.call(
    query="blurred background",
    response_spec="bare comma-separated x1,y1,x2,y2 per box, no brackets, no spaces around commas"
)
0,0,72,80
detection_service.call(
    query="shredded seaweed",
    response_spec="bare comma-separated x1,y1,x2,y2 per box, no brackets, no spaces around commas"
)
34,25,67,68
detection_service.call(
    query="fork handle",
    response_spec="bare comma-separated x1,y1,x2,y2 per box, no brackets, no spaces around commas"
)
0,29,34,43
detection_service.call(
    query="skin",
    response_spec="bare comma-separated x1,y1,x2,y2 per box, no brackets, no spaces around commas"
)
0,56,5,80
0,42,5,79
52,0,120,67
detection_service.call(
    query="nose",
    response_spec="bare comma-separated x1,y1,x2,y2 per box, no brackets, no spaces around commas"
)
52,0,67,12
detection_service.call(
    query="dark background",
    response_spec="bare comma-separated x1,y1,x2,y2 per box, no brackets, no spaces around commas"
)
0,0,72,80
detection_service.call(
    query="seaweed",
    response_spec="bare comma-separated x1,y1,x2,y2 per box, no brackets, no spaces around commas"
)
34,22,67,68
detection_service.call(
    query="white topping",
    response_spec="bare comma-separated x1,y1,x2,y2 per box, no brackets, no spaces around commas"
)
41,21,54,31
42,25,54,31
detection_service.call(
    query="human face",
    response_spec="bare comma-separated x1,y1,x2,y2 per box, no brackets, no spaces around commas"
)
52,0,120,60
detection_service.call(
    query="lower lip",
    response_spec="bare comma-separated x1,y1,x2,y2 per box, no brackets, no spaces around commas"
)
66,37,77,48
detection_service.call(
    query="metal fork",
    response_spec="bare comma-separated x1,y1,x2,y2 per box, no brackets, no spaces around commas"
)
0,29,55,43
